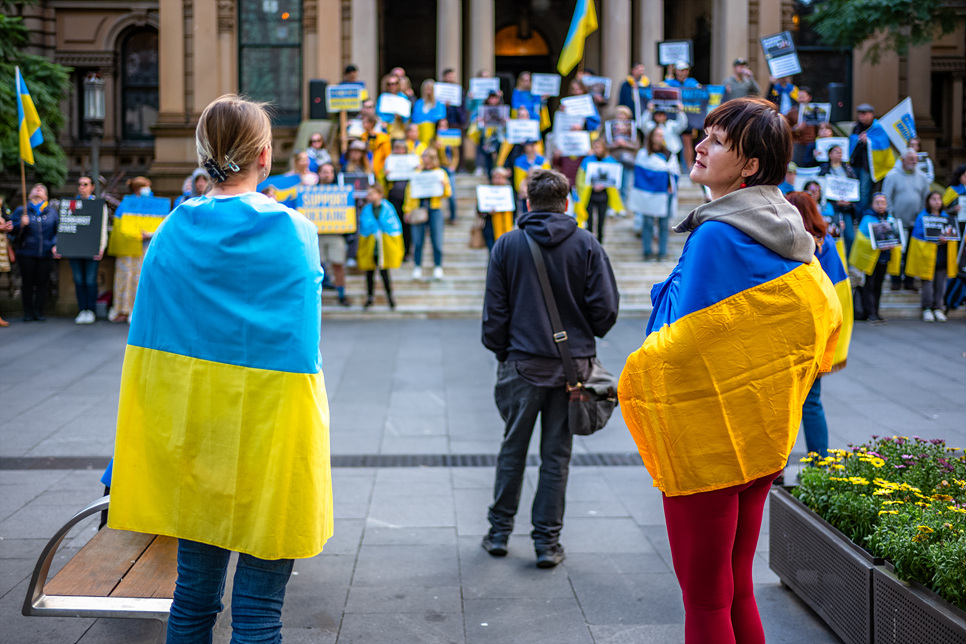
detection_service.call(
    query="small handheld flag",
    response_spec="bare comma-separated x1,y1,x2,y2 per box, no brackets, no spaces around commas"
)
16,67,44,165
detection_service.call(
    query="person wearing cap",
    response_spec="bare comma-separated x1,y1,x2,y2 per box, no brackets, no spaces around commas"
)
850,104,877,215
723,57,760,101
618,63,652,125
766,75,799,116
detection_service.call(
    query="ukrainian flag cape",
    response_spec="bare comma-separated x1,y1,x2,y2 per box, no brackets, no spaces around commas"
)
575,154,624,225
629,150,679,218
619,190,841,497
513,154,550,193
816,233,852,372
849,213,902,276
850,119,896,182
357,200,404,271
905,209,959,280
108,192,333,560
942,184,964,209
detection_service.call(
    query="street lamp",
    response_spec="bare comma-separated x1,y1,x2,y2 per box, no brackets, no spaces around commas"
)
83,73,105,198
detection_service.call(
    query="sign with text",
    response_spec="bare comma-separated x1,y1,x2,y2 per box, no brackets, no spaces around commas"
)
298,185,357,234
605,119,635,145
760,31,802,77
469,77,501,98
586,162,622,189
506,119,542,144
880,97,917,153
814,137,850,162
555,131,592,157
384,154,421,181
799,103,831,126
553,112,584,133
823,176,860,202
338,172,375,201
658,40,692,66
868,218,904,250
560,94,597,119
57,198,108,258
476,185,515,213
434,82,463,106
531,73,561,97
377,93,412,118
651,87,680,113
922,215,961,242
326,84,364,112
582,76,612,101
409,170,446,199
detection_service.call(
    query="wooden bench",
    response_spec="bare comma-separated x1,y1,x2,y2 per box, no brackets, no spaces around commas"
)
22,496,177,641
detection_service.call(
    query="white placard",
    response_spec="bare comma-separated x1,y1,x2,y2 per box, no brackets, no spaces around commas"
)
582,76,612,100
798,103,831,126
476,185,515,213
658,40,692,66
586,162,623,190
823,176,860,202
505,119,542,144
469,77,501,99
531,73,561,97
792,166,822,192
434,82,463,106
384,154,421,181
958,196,966,223
409,170,446,199
814,137,850,162
378,93,412,118
553,112,584,133
560,94,597,119
766,53,802,78
556,131,592,157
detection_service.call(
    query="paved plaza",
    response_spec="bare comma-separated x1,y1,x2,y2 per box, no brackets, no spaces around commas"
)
1,315,964,643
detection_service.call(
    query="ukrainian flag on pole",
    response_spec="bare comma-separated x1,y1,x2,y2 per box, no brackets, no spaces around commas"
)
16,66,44,165
557,0,598,76
866,119,896,182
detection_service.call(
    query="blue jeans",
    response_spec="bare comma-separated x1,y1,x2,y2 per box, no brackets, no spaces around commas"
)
641,215,669,258
69,258,99,312
620,166,633,206
445,168,458,222
166,539,294,644
856,166,873,216
411,205,444,267
837,208,855,257
801,377,828,458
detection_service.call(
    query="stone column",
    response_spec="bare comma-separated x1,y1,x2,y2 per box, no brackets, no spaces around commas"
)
158,0,185,118
350,0,378,93
602,0,631,108
315,0,342,84
754,0,782,81
853,42,899,117
712,0,748,85
217,0,237,96
636,0,662,84
906,43,933,127
192,0,219,115
437,0,461,80
468,0,495,77
951,74,964,149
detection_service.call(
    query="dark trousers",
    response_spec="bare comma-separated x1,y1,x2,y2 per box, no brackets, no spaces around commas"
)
69,258,100,311
19,255,53,318
489,361,573,548
586,196,607,242
862,261,889,319
366,269,392,299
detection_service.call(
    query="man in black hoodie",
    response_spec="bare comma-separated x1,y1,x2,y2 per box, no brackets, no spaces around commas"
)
481,168,620,568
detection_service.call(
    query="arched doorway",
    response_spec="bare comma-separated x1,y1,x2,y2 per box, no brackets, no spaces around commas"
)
494,24,553,98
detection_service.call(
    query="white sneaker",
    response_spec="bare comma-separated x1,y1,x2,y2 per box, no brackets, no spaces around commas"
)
412,266,423,280
433,266,444,280
933,309,947,323
74,311,86,324
85,310,96,323
922,309,935,323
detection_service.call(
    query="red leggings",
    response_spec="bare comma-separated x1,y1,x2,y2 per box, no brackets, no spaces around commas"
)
662,472,778,644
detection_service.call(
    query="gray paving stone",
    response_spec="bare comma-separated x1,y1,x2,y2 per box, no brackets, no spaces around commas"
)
463,597,593,644
345,584,462,614
588,624,685,644
458,536,576,600
352,545,460,587
337,611,465,644
568,570,685,625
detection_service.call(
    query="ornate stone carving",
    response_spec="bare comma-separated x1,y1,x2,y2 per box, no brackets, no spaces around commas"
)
218,0,235,33
304,0,317,31
932,57,966,74
55,51,114,67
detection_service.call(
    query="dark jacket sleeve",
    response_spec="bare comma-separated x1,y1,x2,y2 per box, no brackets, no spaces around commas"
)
582,240,620,338
481,238,511,361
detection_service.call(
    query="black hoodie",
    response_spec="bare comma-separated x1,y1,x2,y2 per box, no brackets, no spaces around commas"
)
482,210,619,370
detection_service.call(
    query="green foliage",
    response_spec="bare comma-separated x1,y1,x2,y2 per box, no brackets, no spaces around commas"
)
0,11,73,189
793,436,966,611
808,0,962,64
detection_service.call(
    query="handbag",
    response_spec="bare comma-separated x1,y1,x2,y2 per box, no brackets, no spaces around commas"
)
469,219,487,249
525,232,618,435
405,207,429,225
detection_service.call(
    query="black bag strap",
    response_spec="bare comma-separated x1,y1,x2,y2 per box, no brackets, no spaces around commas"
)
524,231,580,389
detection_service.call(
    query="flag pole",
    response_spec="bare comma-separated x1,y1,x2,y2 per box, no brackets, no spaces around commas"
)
20,159,28,215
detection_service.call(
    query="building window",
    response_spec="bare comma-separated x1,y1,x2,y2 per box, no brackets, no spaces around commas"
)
121,29,159,141
239,0,302,125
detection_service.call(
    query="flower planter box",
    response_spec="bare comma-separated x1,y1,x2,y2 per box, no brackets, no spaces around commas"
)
872,564,966,644
769,486,881,644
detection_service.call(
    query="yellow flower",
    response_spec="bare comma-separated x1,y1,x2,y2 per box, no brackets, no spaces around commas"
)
915,501,932,508
832,464,845,470
848,476,870,485
800,456,814,463
873,488,893,496
878,510,899,516
916,525,934,533
869,457,885,468
882,500,904,506
948,506,966,515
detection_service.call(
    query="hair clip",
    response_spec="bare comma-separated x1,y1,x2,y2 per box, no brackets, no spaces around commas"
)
203,157,229,183
224,155,240,173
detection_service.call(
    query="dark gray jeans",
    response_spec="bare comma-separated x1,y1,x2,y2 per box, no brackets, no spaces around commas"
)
488,361,573,548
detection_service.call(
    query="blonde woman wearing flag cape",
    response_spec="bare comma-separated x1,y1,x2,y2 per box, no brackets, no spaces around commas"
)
108,95,333,643
618,98,841,644
358,183,404,309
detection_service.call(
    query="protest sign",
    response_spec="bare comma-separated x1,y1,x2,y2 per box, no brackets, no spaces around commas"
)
922,215,961,242
586,162,622,189
814,137,850,162
298,185,357,234
384,154,421,181
868,218,903,250
879,97,916,153
706,85,725,112
378,93,412,118
506,119,542,144
658,40,692,66
582,76,612,101
555,131,592,157
469,77,501,98
680,86,715,130
57,198,108,258
553,112,584,133
326,84,364,112
824,176,860,202
793,166,822,193
605,120,635,145
917,152,935,182
436,128,462,147
116,195,171,235
799,103,831,126
959,197,966,223
531,73,561,97
409,170,446,199
338,172,374,200
560,94,597,119
481,105,509,126
651,87,680,113
434,82,463,106
476,185,515,213
760,31,802,77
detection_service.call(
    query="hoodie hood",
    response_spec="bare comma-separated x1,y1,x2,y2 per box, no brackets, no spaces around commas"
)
673,185,815,263
518,210,579,248
189,167,210,197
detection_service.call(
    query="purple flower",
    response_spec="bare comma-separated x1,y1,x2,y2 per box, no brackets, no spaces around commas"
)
930,439,946,446
894,465,906,469
868,451,881,458
871,435,880,440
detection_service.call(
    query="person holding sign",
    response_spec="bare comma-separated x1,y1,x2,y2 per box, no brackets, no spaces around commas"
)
618,63,652,126
477,168,515,252
403,123,429,159
661,63,700,171
607,106,640,206
576,137,624,242
66,175,105,324
435,118,461,225
412,80,446,145
785,87,819,168
386,139,417,259
819,144,859,254
11,183,58,322
377,74,410,137
906,191,958,322
358,184,403,310
511,72,543,124
403,149,452,280
766,76,799,116
884,149,931,291
631,127,680,261
850,193,902,324
642,100,689,170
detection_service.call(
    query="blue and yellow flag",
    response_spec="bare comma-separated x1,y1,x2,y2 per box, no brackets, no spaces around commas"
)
816,233,852,371
108,192,333,560
16,66,44,165
905,209,959,281
357,199,404,271
557,0,598,76
257,174,302,208
618,221,842,496
849,213,902,277
867,119,897,182
575,155,624,225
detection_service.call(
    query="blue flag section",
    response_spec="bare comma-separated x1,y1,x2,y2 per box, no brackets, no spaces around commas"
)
257,174,303,208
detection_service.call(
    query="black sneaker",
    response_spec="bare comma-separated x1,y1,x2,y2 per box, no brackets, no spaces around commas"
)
338,295,351,307
535,544,565,568
481,533,508,557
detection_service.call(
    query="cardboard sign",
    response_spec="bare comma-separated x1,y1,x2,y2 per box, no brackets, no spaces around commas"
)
531,73,561,97
469,77,501,98
436,128,462,147
326,84,364,112
434,82,463,106
824,176,860,202
57,198,108,258
799,103,831,126
582,76,612,101
760,31,802,77
378,93,411,118
384,154,421,181
560,94,597,119
553,112,584,133
476,185,515,213
814,137,850,162
555,131,592,157
922,215,961,242
586,162,622,190
605,120,635,145
792,166,822,193
481,105,509,126
116,195,171,235
409,170,446,199
338,172,375,201
506,119,542,144
658,40,692,66
297,185,357,234
651,87,680,113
